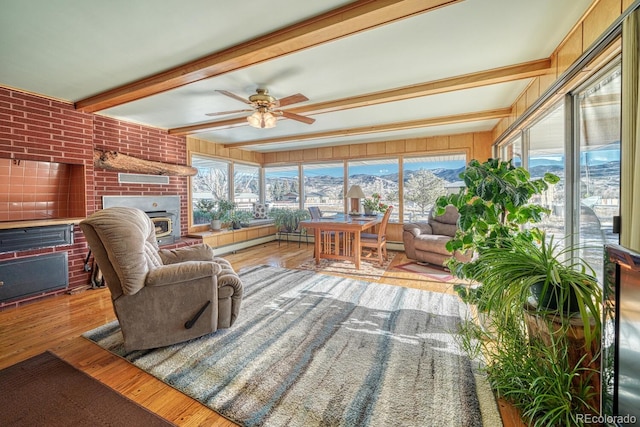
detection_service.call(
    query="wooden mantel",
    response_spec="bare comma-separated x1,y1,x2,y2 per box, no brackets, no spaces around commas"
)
93,149,197,176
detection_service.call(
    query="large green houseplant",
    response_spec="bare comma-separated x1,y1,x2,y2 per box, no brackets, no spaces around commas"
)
434,158,559,307
435,158,559,280
437,159,602,425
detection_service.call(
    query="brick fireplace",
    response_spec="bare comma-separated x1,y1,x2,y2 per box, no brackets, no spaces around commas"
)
0,86,189,308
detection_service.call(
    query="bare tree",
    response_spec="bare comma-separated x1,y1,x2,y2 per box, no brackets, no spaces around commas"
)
405,169,445,214
193,168,228,200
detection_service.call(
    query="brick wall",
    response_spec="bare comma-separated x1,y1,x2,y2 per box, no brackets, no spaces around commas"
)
0,87,188,308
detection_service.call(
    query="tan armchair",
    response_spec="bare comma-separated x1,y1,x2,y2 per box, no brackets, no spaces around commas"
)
80,207,242,351
402,205,471,267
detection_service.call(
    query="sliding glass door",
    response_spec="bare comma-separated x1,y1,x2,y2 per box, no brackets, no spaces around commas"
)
528,102,566,241
575,63,621,276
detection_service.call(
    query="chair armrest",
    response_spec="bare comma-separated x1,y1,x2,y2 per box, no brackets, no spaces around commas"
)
402,223,433,236
216,264,243,295
146,261,220,287
159,243,215,264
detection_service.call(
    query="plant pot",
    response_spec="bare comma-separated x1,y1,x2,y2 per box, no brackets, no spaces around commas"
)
530,282,580,313
524,307,601,410
210,219,222,230
232,221,242,230
364,208,374,216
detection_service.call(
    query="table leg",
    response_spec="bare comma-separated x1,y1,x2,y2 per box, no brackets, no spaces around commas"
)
354,231,361,270
314,229,321,265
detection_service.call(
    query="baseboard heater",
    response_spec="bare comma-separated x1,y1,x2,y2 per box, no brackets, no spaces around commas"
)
0,252,68,303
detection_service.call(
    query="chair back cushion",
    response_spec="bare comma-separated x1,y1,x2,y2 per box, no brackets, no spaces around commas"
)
428,205,459,237
81,207,161,296
308,206,322,220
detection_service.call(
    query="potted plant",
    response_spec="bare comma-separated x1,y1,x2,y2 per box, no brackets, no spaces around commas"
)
435,158,559,287
195,199,235,230
460,229,602,423
224,209,253,229
472,229,601,343
269,208,310,233
362,193,388,215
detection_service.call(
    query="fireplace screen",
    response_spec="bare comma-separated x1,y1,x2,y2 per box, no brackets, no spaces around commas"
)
146,212,173,238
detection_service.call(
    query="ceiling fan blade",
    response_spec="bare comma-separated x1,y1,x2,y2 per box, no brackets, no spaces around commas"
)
205,109,253,117
277,93,308,107
280,110,315,124
216,90,252,105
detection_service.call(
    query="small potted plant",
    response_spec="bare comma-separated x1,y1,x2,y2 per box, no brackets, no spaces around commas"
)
195,199,235,230
363,193,388,216
224,209,253,229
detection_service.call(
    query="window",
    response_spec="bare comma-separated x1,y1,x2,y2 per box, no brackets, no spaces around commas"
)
575,64,621,277
501,134,522,166
302,163,344,214
233,163,259,210
347,158,399,221
402,154,466,222
265,165,300,209
191,154,230,225
528,102,566,241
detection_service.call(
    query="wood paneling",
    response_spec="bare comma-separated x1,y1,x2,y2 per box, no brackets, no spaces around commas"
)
623,0,634,11
583,0,622,50
258,131,489,167
525,79,540,111
492,0,625,146
186,137,262,164
538,53,558,95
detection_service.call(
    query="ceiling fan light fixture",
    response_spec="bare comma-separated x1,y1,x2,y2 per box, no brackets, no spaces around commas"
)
247,110,277,129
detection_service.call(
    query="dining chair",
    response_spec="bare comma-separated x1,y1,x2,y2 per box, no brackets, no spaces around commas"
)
308,206,322,220
308,206,340,255
360,206,393,266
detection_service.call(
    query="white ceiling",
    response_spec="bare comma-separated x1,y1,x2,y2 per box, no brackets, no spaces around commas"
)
0,0,594,153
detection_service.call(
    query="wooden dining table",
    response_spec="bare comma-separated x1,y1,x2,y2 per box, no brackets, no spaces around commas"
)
299,214,381,269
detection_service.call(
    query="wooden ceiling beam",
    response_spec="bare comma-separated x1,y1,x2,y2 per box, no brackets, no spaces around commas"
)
222,108,512,148
75,0,461,113
168,58,549,136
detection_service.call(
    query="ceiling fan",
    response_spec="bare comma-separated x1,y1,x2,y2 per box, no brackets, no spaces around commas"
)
207,88,315,129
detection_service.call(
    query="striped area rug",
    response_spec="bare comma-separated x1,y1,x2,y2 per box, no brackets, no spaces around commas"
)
84,265,499,427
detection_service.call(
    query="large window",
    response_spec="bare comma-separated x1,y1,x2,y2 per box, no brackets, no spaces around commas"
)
528,102,566,241
191,154,230,225
302,163,344,214
501,134,522,167
347,158,399,221
402,154,466,222
265,165,299,209
576,64,621,276
233,163,259,210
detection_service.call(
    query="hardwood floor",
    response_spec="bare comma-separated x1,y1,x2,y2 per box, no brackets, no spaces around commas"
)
0,241,521,426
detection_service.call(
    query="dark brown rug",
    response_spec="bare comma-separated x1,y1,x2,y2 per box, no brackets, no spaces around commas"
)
0,351,175,426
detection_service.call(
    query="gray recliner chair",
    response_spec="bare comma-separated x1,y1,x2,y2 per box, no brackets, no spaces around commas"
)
80,207,243,351
402,205,472,266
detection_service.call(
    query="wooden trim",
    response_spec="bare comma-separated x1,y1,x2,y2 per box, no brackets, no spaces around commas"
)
169,59,550,136
222,109,511,149
74,0,460,113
